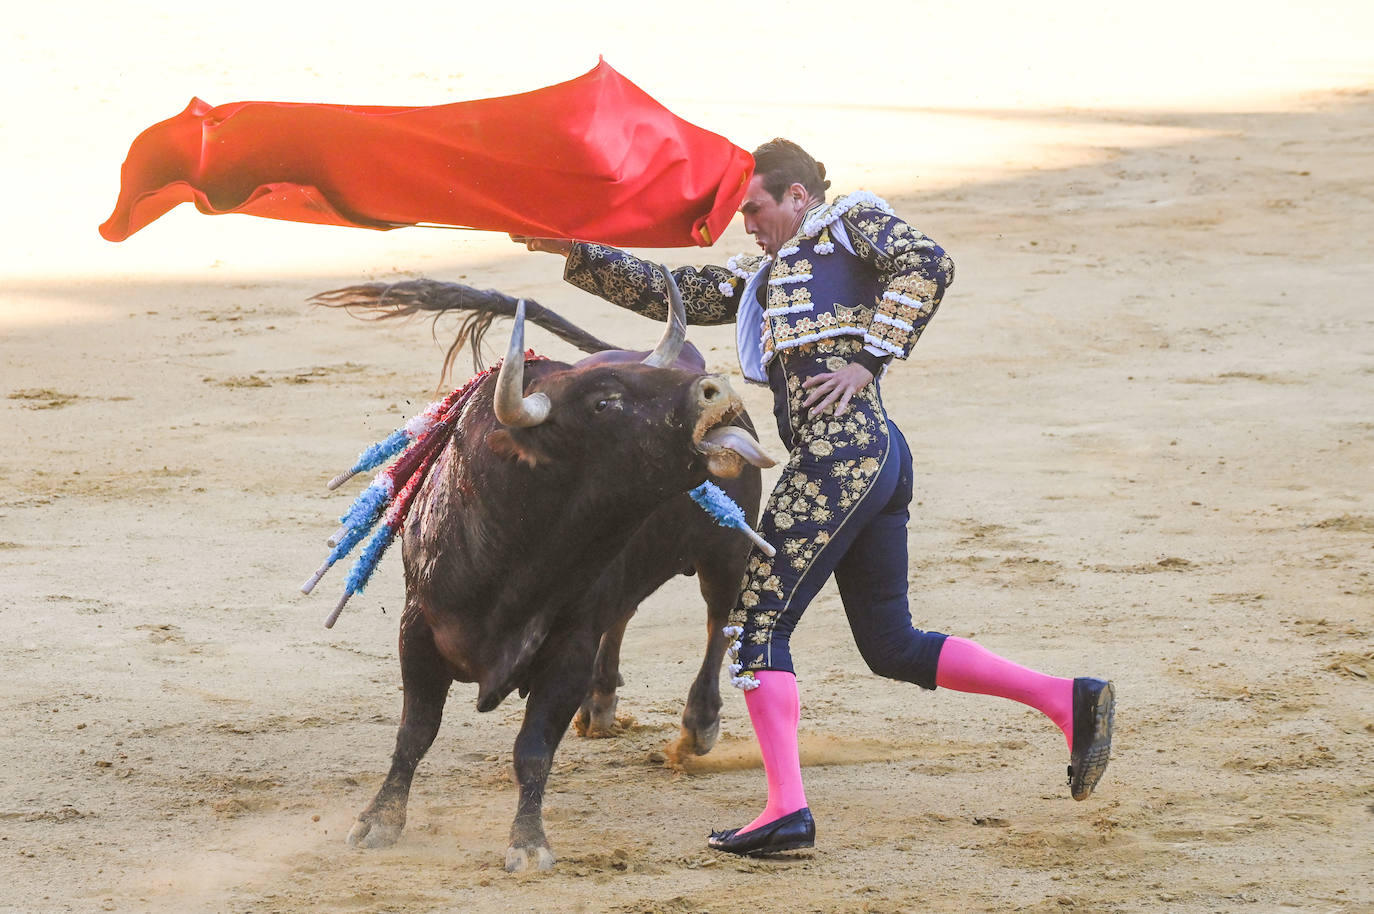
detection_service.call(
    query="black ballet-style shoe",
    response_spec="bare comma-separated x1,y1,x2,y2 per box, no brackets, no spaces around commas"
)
1068,677,1115,800
707,807,816,856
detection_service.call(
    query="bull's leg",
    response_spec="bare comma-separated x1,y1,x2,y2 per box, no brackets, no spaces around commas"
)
575,615,630,738
670,556,743,759
506,630,598,872
348,602,451,848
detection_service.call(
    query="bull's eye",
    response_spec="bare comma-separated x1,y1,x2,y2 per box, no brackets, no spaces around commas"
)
592,393,622,413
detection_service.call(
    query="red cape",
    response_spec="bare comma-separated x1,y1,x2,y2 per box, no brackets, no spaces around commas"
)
99,61,752,247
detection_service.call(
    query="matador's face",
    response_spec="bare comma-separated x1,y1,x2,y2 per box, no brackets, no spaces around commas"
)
738,174,811,258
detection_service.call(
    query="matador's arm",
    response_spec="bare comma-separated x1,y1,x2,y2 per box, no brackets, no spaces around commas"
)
841,207,955,360
562,242,743,326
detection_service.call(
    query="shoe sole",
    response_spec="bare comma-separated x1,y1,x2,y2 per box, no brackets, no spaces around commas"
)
1071,681,1115,800
708,837,815,857
740,839,814,857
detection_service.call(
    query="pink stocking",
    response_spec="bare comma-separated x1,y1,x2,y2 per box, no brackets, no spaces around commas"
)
935,636,1074,746
740,670,808,833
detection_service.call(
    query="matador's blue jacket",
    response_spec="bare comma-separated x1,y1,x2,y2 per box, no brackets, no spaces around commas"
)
562,191,954,381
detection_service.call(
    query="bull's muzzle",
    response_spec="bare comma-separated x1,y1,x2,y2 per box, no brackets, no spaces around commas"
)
693,376,729,409
692,374,776,476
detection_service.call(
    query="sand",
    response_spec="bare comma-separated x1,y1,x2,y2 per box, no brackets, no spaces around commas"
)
2,5,1371,912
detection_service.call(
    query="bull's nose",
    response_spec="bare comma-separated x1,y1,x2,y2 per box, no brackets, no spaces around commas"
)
694,375,734,408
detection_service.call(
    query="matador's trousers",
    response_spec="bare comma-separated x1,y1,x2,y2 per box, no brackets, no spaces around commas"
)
730,339,948,689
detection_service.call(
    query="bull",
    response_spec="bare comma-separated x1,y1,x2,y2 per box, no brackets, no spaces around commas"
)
319,273,772,870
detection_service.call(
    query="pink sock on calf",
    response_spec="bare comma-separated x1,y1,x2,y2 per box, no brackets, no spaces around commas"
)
935,636,1074,746
740,669,808,833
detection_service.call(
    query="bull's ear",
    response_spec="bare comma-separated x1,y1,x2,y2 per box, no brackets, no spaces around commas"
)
486,429,548,468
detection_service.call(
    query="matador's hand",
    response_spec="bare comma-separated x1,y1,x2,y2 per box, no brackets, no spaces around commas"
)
801,362,874,418
509,234,574,256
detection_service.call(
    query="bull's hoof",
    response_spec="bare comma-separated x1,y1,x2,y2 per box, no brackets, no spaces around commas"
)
347,818,403,849
574,693,619,738
686,717,721,754
667,717,720,762
504,843,556,872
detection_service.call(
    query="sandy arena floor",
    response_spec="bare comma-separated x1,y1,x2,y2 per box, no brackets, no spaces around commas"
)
2,6,1371,912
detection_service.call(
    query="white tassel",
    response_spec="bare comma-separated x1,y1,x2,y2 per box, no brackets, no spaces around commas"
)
873,311,916,332
764,302,814,316
881,290,926,311
862,333,904,356
774,326,870,350
722,623,760,689
727,254,766,281
799,191,894,238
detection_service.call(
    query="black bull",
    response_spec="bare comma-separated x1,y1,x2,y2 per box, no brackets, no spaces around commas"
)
315,276,771,870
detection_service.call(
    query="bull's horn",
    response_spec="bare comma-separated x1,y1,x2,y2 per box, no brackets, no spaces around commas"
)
641,264,687,368
493,300,551,428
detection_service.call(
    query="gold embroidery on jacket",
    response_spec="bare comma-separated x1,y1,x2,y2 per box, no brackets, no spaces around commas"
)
728,340,890,652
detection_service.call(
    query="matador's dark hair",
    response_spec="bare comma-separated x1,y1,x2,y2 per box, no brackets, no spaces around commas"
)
751,138,831,202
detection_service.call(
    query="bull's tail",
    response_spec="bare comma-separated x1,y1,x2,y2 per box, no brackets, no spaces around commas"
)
310,280,619,381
